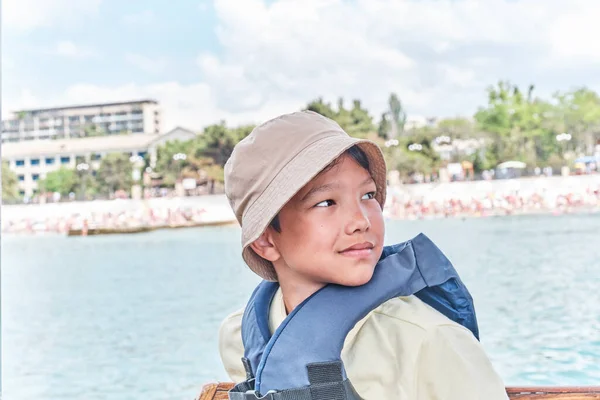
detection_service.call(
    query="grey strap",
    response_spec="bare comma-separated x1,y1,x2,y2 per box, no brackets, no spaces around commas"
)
229,380,360,400
307,362,346,400
307,361,343,385
229,379,255,395
242,357,255,380
229,362,361,400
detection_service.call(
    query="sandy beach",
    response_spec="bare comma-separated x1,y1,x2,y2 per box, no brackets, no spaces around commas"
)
3,174,599,235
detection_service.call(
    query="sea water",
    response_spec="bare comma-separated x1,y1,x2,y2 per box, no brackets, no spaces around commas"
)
3,213,600,399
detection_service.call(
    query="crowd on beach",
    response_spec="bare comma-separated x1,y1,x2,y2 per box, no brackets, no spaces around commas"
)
4,180,600,235
385,183,600,220
2,204,217,235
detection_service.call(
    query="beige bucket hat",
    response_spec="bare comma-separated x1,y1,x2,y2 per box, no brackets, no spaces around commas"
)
224,110,387,281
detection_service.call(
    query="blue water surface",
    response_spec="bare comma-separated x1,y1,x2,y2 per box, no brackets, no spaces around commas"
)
3,213,600,399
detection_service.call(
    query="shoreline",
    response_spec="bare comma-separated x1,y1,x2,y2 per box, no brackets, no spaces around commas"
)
386,205,600,221
2,194,238,236
4,205,599,238
3,175,599,236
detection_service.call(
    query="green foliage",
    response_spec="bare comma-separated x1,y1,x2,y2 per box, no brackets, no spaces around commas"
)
437,118,476,138
339,99,374,138
190,122,254,183
153,122,255,186
388,94,406,130
388,93,407,137
378,93,408,139
9,83,599,199
39,168,79,195
306,97,337,120
96,153,133,195
553,88,600,154
306,97,374,138
377,112,389,139
182,155,225,183
193,122,254,167
2,161,19,200
470,151,486,173
472,81,600,167
150,85,599,181
155,139,192,186
392,149,435,177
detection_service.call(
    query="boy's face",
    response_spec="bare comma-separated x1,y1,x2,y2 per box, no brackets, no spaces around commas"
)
265,154,385,287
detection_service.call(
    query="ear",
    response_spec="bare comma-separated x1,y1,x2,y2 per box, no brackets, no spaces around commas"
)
250,228,282,262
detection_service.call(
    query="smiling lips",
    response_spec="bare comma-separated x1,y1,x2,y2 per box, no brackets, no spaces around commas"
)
339,242,375,258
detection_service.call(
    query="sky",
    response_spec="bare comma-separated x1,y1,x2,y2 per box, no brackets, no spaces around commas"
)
3,0,600,131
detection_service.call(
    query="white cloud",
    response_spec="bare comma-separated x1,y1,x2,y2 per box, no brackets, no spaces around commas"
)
121,10,155,25
4,0,600,130
197,0,600,119
198,0,417,116
2,89,41,118
62,82,299,129
547,3,600,63
125,53,168,74
3,0,102,32
54,41,97,58
4,82,296,131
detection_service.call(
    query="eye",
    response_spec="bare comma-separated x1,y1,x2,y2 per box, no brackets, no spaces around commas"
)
315,199,335,208
362,191,376,200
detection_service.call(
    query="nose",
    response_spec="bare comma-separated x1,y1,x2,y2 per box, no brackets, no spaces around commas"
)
344,201,371,235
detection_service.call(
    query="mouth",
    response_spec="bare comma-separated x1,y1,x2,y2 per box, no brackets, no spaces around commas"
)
339,242,375,258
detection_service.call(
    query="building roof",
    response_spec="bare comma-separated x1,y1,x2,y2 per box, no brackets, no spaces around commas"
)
3,127,196,159
11,99,158,115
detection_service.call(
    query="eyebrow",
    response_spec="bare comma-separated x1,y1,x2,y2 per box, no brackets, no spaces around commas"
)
301,176,375,202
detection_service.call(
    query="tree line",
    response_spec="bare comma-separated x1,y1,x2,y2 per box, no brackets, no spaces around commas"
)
2,81,599,201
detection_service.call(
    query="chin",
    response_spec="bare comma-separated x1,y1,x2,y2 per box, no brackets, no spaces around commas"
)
339,266,375,287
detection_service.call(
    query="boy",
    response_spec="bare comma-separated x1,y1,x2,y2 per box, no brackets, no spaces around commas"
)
219,111,508,399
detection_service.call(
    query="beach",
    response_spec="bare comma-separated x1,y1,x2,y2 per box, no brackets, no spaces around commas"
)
3,175,599,235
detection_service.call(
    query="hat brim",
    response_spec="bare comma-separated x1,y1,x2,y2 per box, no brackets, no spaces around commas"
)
241,135,387,281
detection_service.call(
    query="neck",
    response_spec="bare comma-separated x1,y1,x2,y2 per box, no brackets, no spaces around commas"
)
274,265,326,314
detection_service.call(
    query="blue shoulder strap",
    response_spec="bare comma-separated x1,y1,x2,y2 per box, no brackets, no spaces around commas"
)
240,233,479,395
240,280,279,379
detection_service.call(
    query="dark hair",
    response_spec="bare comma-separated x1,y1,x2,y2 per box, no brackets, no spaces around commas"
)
269,145,371,232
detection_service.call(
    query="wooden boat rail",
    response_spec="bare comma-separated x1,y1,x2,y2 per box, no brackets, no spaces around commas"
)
197,382,600,399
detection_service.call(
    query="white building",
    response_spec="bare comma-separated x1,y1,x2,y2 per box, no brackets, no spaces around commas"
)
3,127,196,197
1,100,161,143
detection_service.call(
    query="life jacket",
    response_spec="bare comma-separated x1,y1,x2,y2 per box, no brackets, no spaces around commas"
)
228,233,479,400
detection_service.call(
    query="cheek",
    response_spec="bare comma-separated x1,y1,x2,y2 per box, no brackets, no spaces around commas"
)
368,206,385,238
278,217,318,249
305,217,339,246
282,216,338,254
